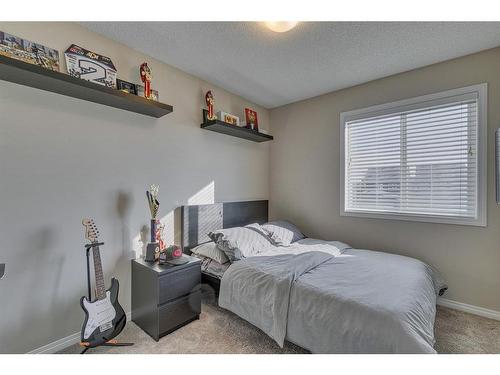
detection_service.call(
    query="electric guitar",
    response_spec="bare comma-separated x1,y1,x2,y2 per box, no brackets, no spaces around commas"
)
80,219,126,347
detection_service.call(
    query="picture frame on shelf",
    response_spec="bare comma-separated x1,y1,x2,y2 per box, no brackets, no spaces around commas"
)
217,111,240,126
0,31,60,71
116,79,137,95
245,108,259,131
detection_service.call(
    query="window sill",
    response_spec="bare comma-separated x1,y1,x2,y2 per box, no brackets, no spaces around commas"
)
341,209,487,227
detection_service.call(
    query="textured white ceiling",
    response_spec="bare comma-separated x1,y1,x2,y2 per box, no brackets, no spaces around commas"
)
82,22,500,108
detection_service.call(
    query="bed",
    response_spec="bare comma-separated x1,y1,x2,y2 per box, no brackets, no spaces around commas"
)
180,200,446,354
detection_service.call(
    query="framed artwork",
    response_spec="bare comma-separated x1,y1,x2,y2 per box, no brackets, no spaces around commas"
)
245,108,259,131
116,79,137,95
0,31,60,71
217,111,240,126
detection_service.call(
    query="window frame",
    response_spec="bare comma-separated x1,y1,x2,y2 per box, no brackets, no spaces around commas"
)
340,83,487,227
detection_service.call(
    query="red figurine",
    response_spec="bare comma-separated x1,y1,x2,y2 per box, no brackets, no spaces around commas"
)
140,62,152,99
205,90,216,120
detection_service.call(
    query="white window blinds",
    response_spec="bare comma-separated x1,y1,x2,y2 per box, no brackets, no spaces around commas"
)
341,85,486,226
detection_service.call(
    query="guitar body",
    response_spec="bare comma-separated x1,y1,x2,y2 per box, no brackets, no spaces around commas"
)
80,278,126,347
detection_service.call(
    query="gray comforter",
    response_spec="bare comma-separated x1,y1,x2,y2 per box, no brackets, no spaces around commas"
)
219,248,445,354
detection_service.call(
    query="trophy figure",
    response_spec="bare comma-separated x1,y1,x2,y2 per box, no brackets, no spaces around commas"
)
145,184,160,262
140,62,152,99
205,90,216,120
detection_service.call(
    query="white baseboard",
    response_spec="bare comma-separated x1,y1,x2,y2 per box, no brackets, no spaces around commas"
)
438,298,500,321
28,311,132,354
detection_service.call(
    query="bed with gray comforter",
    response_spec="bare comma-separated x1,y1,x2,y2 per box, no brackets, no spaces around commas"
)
219,243,446,354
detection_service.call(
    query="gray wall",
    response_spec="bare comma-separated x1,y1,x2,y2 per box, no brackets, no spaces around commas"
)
0,22,270,353
270,47,500,312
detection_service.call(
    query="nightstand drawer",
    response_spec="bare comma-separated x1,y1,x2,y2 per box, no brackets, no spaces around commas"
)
158,264,201,305
158,290,201,335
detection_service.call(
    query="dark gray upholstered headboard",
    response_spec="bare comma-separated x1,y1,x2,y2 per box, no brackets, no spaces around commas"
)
180,200,268,253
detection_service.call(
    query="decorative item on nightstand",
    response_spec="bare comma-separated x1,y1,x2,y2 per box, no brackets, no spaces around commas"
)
205,90,217,120
164,245,188,266
245,108,259,131
145,184,160,262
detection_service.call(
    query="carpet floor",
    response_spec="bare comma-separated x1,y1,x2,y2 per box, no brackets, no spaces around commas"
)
59,295,500,354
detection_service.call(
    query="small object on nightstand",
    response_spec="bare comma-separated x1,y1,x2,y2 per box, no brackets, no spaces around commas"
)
0,263,5,279
165,245,189,266
145,184,160,262
131,255,201,341
145,242,160,262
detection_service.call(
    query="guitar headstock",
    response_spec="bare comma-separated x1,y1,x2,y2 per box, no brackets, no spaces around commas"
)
82,218,100,243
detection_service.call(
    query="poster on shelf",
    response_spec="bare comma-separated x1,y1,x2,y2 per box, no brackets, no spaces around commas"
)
64,44,117,88
0,31,60,71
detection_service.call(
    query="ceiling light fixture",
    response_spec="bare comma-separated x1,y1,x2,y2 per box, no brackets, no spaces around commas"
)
265,22,298,33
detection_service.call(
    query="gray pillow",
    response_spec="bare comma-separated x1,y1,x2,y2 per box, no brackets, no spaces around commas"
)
262,220,305,247
208,223,274,262
191,242,229,264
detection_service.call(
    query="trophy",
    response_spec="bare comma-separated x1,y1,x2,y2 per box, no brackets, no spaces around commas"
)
145,184,160,262
205,90,216,120
140,62,152,99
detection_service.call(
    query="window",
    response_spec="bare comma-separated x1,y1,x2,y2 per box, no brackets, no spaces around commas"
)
340,84,487,226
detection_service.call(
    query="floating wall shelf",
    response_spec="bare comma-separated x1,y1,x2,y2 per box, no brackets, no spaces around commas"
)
0,55,173,118
201,110,273,143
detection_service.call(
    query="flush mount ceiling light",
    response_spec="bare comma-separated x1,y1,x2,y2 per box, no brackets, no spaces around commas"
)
265,22,298,33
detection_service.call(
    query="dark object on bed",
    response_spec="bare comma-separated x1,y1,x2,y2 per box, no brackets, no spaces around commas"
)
180,200,268,294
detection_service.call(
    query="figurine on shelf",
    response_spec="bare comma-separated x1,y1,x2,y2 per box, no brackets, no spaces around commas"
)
140,62,152,99
205,90,216,120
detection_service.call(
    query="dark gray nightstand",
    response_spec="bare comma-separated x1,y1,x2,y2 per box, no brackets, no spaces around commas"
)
131,255,201,341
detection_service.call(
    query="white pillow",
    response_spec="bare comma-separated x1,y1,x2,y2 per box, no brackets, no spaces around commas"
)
191,242,229,264
208,223,274,262
262,221,305,247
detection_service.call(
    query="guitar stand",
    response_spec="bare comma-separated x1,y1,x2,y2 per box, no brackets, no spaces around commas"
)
80,243,134,354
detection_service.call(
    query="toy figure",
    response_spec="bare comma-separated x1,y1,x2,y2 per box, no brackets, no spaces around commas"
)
140,62,152,99
205,90,216,120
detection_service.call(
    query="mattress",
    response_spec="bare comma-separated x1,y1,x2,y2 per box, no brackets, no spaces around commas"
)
219,242,446,353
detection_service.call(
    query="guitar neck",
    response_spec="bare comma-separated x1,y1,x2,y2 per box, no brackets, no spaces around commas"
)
91,244,106,300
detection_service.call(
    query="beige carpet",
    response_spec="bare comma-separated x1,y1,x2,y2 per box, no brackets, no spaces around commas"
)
59,295,500,354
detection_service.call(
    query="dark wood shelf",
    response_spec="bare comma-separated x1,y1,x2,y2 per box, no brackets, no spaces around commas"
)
201,114,273,143
0,55,173,118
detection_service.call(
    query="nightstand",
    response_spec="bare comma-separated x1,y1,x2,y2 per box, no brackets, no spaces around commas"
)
131,255,201,341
